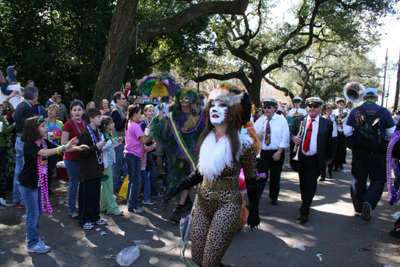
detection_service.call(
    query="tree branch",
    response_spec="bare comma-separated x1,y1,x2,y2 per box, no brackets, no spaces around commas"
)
139,0,249,43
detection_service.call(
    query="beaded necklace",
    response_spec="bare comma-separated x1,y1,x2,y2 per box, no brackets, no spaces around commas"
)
87,125,104,164
363,100,376,105
45,118,57,133
34,139,53,213
72,117,86,135
387,130,400,205
177,113,203,134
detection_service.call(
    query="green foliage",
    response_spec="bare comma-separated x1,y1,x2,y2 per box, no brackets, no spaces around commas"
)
0,0,114,105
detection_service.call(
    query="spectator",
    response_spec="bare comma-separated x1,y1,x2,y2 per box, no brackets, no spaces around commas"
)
110,92,127,191
32,102,48,118
12,85,39,207
0,102,16,198
56,95,69,123
86,101,95,110
45,91,58,110
0,69,5,84
100,99,110,115
77,108,107,229
26,80,34,87
46,103,64,195
61,100,86,219
125,104,152,213
1,66,21,108
19,116,87,253
140,104,162,198
393,110,400,125
99,116,123,216
3,101,16,193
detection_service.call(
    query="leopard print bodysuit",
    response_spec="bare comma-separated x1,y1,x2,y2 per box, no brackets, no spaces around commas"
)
191,144,257,267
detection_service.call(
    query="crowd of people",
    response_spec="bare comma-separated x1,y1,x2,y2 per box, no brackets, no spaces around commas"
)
1,67,400,266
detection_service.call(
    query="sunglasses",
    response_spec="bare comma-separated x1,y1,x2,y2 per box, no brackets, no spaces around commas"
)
325,107,332,109
37,115,45,125
263,105,274,109
294,101,301,103
121,97,127,100
70,99,84,108
307,104,321,109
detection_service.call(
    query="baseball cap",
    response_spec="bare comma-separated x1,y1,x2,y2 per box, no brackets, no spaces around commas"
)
364,88,378,97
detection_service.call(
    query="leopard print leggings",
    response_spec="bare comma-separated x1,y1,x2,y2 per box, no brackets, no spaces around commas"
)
191,185,242,267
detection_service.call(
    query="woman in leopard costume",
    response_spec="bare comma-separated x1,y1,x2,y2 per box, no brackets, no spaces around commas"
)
164,82,260,267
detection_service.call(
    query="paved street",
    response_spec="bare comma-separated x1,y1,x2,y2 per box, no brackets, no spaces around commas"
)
1,150,400,266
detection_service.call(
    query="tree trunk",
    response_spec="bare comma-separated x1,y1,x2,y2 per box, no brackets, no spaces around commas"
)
93,0,138,105
249,76,262,108
93,0,249,105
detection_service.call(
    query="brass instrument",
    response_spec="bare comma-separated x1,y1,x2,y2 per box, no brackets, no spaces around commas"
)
343,81,365,104
334,108,348,130
292,116,307,161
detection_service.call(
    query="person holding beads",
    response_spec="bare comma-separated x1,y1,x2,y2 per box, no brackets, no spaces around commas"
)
99,116,123,216
19,116,88,253
78,108,107,229
140,104,163,198
46,103,64,195
125,104,152,214
61,100,86,219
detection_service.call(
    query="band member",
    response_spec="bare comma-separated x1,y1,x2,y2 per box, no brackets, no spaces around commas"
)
320,103,338,181
288,96,307,117
344,87,395,221
291,97,333,223
332,97,349,172
254,97,289,204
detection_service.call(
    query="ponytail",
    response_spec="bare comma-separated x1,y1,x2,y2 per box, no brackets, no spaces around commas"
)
125,104,141,130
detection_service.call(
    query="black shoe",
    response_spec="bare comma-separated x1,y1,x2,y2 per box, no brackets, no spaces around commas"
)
271,199,279,205
319,176,325,181
390,230,400,238
170,209,181,223
361,202,372,222
296,214,308,223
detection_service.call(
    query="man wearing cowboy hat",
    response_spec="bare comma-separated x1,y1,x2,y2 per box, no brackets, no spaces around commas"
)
288,96,307,117
254,97,290,205
332,97,349,172
291,96,333,223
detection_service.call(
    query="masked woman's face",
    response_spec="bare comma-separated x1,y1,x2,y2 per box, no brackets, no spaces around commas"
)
209,100,228,125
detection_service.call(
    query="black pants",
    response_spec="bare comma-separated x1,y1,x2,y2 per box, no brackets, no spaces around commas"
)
335,132,347,168
323,137,337,179
350,148,386,212
257,150,285,201
78,178,101,225
298,155,320,215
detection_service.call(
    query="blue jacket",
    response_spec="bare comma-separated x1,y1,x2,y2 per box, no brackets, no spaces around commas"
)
1,66,18,96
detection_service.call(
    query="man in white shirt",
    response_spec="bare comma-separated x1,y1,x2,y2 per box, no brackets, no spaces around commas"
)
332,97,349,172
291,97,333,223
288,96,307,116
254,97,289,205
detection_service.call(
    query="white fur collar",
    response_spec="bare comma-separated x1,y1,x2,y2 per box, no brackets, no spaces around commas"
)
197,130,253,183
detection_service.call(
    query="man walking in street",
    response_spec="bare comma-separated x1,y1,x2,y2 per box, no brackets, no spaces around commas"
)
344,87,395,221
254,97,289,205
291,97,333,223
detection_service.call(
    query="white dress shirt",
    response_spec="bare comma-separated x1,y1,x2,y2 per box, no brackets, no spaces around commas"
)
302,115,320,156
323,114,338,138
254,113,290,151
288,108,307,116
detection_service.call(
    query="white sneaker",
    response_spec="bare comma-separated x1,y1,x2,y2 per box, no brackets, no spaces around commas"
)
142,199,156,205
28,241,51,253
95,218,108,225
133,206,145,214
108,210,124,216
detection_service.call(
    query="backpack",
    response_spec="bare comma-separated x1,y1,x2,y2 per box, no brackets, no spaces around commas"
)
353,105,386,152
